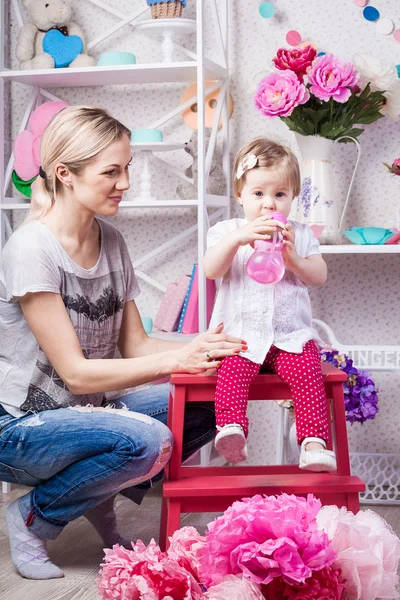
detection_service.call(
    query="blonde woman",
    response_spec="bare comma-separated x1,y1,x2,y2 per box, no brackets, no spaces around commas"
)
0,106,243,580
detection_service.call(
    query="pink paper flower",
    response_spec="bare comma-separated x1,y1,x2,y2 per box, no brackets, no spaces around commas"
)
205,575,264,599
307,54,359,103
201,494,336,588
98,539,204,600
167,526,207,581
262,566,346,599
317,505,400,600
254,70,310,118
273,44,317,81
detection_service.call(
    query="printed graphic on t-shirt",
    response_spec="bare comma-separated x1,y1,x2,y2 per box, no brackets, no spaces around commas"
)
21,269,125,413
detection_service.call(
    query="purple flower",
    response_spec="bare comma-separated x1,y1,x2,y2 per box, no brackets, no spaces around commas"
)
321,352,379,424
307,54,359,103
254,70,310,118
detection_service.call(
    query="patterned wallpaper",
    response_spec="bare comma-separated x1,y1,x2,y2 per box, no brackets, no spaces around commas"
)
7,0,400,462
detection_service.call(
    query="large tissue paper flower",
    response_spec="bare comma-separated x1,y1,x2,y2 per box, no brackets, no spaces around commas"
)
273,44,317,81
204,575,264,599
201,493,336,588
254,70,310,118
307,54,359,103
167,526,206,581
98,539,204,600
317,505,400,600
262,566,346,600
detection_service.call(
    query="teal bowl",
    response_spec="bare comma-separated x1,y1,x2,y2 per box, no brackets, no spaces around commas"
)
98,51,136,66
344,227,394,245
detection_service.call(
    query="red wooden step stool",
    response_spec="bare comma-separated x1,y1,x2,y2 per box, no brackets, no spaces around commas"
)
160,362,365,549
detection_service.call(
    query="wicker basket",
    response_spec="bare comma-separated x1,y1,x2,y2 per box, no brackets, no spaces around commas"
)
151,1,183,18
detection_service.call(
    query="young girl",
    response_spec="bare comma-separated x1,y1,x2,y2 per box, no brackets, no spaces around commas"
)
204,138,336,471
0,106,243,579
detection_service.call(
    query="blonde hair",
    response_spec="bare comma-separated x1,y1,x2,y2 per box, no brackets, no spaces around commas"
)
26,106,131,222
233,138,301,199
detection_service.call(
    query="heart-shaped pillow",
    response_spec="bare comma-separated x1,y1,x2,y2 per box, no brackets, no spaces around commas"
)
42,30,83,68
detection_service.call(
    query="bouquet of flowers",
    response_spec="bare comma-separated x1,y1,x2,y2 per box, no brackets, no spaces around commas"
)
98,493,400,600
384,158,400,176
254,45,399,142
321,349,379,424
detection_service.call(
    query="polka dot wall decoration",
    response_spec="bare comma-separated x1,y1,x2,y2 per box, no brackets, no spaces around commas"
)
286,30,302,46
353,1,400,44
259,1,275,18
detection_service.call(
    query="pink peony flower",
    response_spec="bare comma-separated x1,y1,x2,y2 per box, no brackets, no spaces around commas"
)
167,526,207,581
204,575,264,599
262,566,347,599
307,54,359,103
98,539,204,600
317,505,400,600
254,70,310,118
201,494,336,588
273,44,317,81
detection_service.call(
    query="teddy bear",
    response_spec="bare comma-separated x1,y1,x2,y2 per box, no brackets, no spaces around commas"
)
16,0,96,70
176,129,226,200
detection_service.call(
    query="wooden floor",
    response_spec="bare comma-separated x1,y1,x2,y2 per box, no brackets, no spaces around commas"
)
1,485,399,600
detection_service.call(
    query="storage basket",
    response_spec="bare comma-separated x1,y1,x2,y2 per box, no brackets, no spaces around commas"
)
350,453,400,505
151,1,183,18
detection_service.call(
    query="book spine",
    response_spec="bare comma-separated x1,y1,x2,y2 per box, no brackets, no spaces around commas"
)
177,263,196,333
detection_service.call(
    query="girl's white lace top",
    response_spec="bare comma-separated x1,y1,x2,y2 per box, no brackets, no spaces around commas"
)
207,218,322,364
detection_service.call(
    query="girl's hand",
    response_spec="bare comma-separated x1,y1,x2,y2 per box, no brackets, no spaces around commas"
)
233,216,282,247
281,224,300,269
171,323,246,374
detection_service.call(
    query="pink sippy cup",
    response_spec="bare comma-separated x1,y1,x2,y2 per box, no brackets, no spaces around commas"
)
246,211,287,284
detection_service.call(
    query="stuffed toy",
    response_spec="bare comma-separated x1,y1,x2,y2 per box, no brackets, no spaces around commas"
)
176,129,226,200
16,0,96,70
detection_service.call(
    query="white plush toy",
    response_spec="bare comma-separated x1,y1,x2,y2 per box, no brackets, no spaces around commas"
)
176,129,226,200
16,0,96,70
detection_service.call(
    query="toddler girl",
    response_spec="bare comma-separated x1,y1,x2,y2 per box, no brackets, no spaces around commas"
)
204,138,336,471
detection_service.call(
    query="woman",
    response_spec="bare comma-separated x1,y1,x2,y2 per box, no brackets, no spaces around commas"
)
0,106,244,580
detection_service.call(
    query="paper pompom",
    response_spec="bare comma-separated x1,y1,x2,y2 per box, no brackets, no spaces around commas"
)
317,506,400,600
205,575,264,599
201,494,336,587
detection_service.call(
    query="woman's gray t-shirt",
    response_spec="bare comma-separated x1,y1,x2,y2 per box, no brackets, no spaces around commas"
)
0,218,139,418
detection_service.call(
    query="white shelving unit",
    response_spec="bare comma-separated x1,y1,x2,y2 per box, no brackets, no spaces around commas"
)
320,244,400,254
0,0,231,332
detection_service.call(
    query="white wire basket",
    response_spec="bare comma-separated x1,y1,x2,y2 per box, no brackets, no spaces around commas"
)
350,453,400,505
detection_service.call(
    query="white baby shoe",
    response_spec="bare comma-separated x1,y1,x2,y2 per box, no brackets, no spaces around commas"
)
299,437,337,472
215,423,248,463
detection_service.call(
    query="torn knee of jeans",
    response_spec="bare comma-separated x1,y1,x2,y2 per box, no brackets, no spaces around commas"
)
69,405,154,425
18,415,44,427
157,439,172,464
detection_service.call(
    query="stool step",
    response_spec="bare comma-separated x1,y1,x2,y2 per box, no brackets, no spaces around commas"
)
164,473,365,498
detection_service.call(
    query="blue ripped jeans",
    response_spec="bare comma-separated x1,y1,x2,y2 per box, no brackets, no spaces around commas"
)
0,384,215,541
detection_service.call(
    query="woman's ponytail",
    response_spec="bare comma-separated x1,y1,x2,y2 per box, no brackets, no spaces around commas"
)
24,173,54,223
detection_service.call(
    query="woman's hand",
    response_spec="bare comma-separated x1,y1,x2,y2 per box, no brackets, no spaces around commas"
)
234,216,282,247
281,224,300,270
171,323,246,374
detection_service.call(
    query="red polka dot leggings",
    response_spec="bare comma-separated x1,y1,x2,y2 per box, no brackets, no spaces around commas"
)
214,340,330,445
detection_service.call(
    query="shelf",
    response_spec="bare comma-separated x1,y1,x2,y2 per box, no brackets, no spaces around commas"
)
1,195,230,209
150,329,196,342
320,244,400,254
0,60,227,88
131,142,184,152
